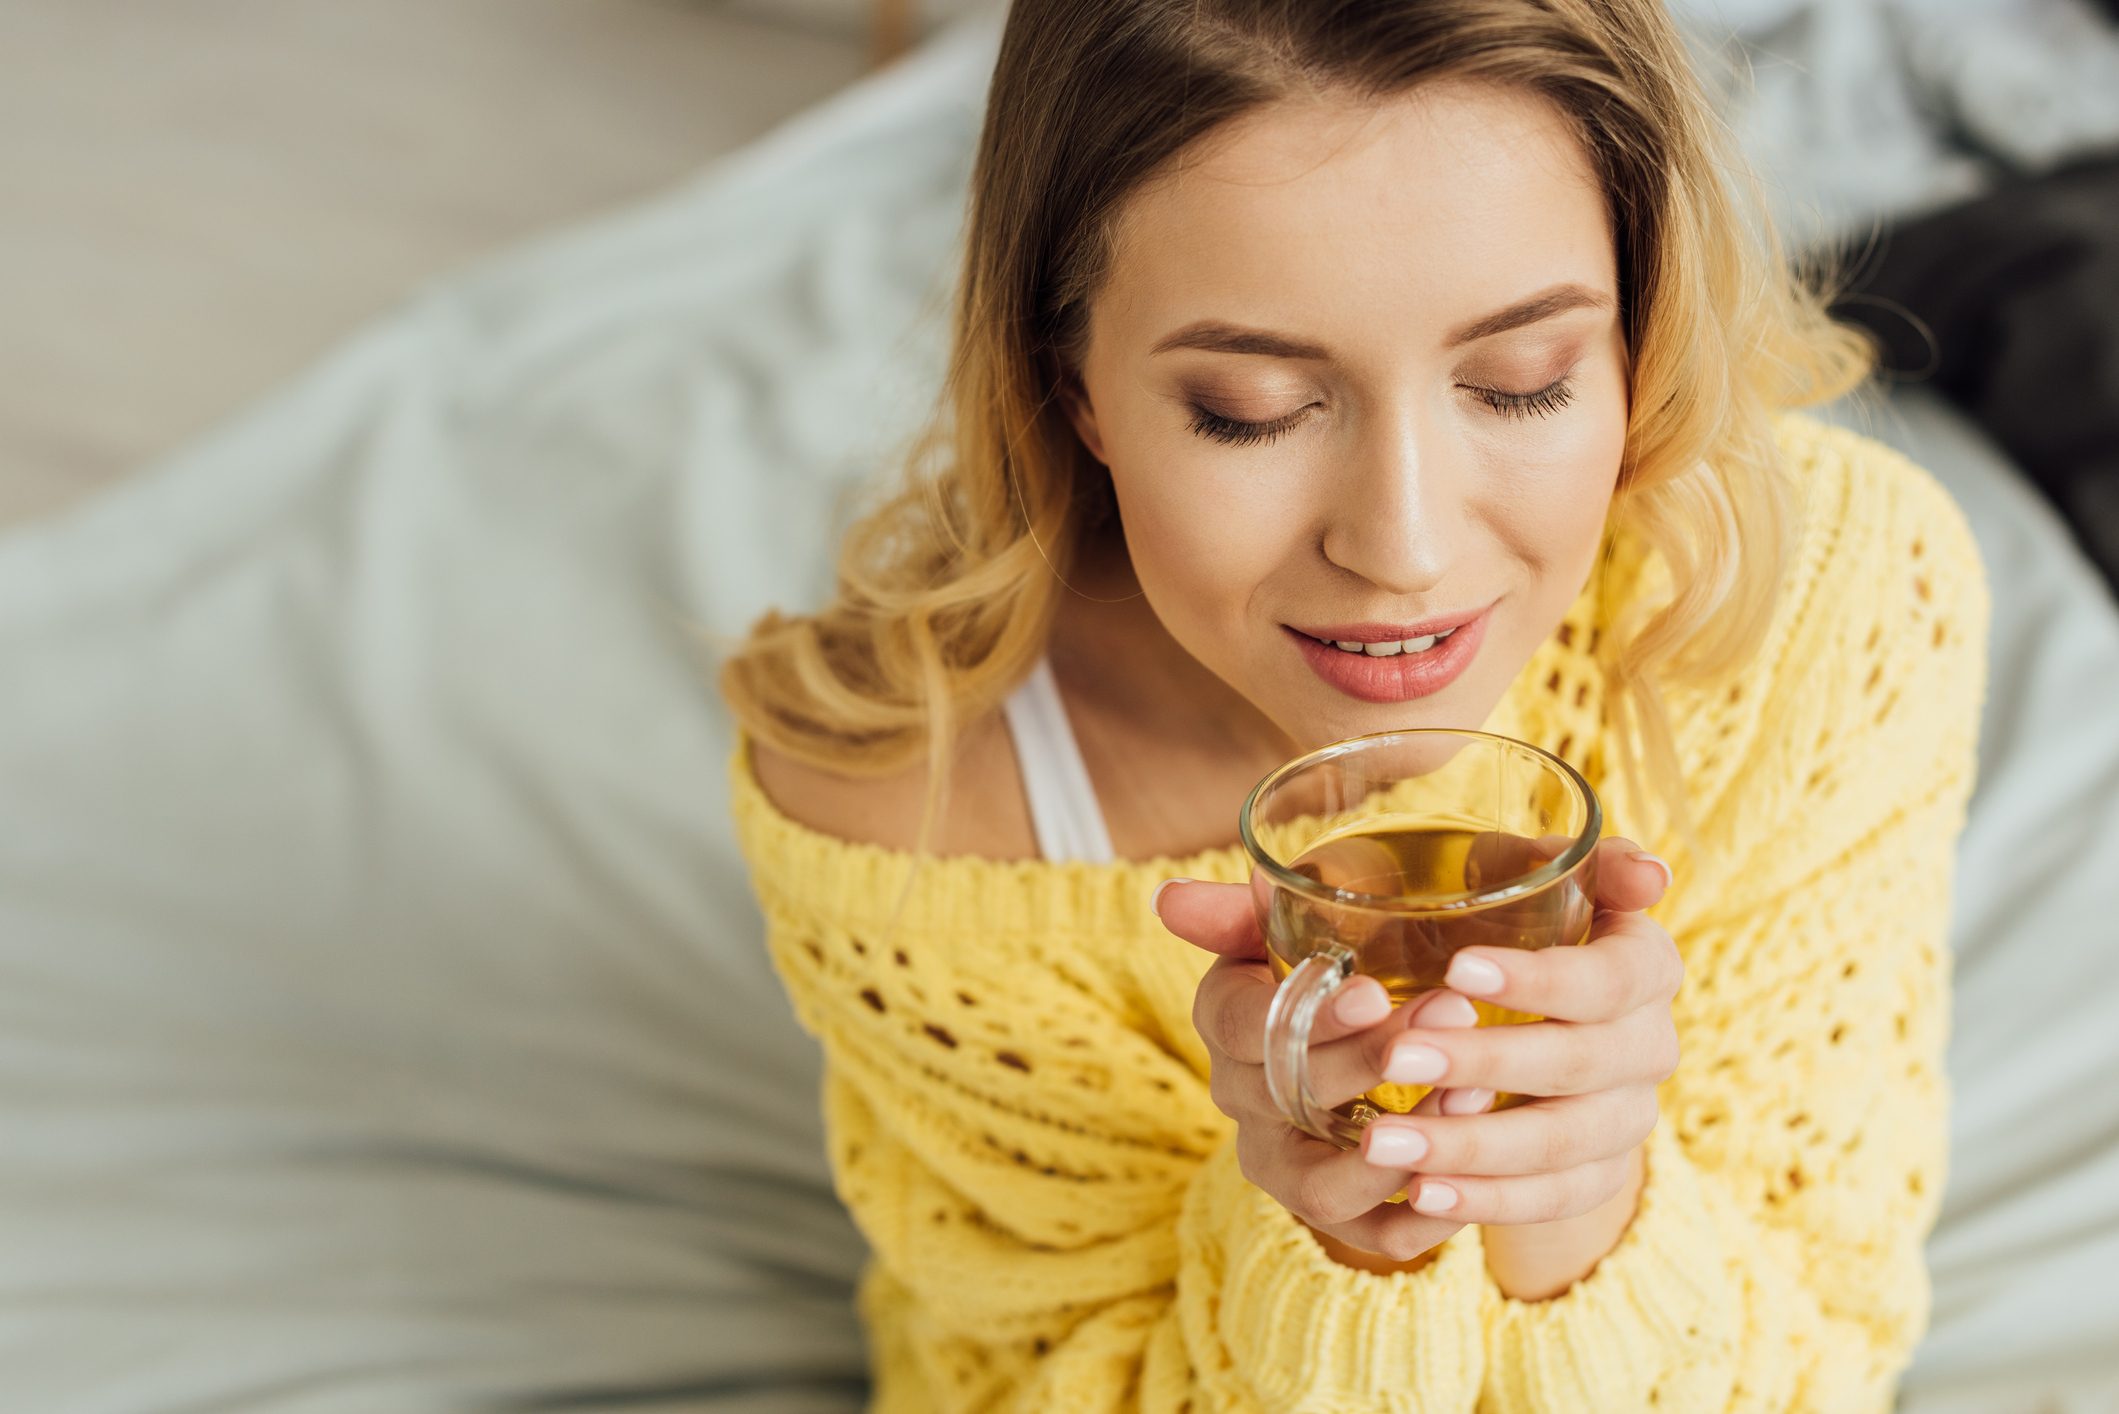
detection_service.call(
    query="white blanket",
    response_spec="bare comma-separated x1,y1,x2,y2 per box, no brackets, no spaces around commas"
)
0,11,2112,1411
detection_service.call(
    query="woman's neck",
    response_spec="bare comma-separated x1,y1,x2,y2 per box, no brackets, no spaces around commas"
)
1047,547,1298,860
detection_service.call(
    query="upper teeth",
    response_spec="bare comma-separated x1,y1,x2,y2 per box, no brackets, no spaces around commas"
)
1332,630,1451,657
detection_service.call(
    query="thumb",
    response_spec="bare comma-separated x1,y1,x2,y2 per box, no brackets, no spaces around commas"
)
1150,878,1265,959
1593,836,1672,914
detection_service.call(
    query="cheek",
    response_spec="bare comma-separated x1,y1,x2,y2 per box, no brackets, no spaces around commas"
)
1470,380,1627,572
1111,454,1265,637
1100,405,1309,660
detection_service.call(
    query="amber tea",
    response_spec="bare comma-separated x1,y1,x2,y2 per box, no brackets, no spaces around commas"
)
1270,821,1595,1124
1243,730,1600,1149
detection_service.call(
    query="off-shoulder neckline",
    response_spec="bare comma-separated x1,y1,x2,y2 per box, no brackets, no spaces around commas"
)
728,735,1254,880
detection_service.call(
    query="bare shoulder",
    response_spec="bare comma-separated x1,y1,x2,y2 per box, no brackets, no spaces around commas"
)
750,709,1041,861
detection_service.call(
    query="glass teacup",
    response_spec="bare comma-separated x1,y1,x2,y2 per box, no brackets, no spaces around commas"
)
1240,729,1601,1149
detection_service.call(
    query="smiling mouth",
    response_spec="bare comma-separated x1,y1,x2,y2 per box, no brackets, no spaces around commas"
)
1284,609,1490,704
1300,627,1461,658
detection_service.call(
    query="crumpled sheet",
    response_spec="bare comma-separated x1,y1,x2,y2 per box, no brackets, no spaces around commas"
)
0,8,2113,1413
1670,0,2119,244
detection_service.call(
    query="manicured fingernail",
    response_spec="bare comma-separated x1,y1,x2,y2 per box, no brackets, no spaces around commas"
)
1441,1088,1494,1115
1334,978,1391,1028
1414,991,1478,1029
1445,953,1504,996
1383,1043,1447,1085
1627,851,1674,892
1413,1181,1459,1214
1364,1125,1429,1168
1148,878,1192,916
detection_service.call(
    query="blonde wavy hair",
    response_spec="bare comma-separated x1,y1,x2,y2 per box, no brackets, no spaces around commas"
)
723,0,1871,834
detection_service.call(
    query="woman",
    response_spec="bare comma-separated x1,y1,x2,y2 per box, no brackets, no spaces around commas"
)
724,0,1987,1407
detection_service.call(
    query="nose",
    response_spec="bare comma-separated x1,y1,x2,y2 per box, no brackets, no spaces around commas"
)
1317,404,1465,596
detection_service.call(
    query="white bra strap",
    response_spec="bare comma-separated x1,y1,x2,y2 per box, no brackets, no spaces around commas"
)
1001,659,1117,865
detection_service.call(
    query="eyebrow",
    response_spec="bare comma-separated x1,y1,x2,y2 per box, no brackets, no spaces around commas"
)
1444,284,1611,346
1150,324,1330,359
1147,283,1612,362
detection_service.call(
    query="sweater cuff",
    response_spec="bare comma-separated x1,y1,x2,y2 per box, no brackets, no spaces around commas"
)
1177,1141,1487,1414
1480,1123,1744,1414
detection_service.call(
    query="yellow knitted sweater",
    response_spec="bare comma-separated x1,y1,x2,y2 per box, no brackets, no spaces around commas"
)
731,418,1989,1413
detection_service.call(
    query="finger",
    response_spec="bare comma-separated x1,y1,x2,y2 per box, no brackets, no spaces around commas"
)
1399,1082,1493,1120
1275,987,1454,1111
1405,1004,1495,1121
1405,988,1479,1030
1304,973,1479,1064
1377,1004,1678,1098
1304,988,1484,1108
1406,1151,1634,1225
1438,1086,1497,1116
1192,960,1414,1070
1237,1124,1424,1229
1200,942,1491,1077
1440,911,1683,1024
1319,1203,1465,1265
1319,974,1477,1046
1299,992,1484,1107
1206,1033,1276,1121
1239,985,1476,1120
1591,836,1672,914
1361,1088,1656,1176
1193,956,1276,1065
1154,879,1264,958
1210,998,1487,1125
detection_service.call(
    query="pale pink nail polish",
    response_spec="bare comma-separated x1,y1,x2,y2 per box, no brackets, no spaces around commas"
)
1364,1126,1429,1168
1414,991,1478,1029
1148,878,1193,916
1383,1043,1447,1085
1413,1181,1459,1214
1334,979,1391,1028
1627,850,1674,892
1441,1087,1495,1115
1445,953,1504,996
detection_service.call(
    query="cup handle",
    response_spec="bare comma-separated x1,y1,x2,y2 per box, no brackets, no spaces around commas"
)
1264,940,1365,1149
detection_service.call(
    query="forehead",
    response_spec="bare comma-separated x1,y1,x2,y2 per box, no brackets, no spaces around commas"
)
1096,80,1615,341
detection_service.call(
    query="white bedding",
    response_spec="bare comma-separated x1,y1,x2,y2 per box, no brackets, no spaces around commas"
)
0,11,2113,1412
1828,391,2119,1413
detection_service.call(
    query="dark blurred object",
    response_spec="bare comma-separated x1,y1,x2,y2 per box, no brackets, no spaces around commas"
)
1836,156,2119,592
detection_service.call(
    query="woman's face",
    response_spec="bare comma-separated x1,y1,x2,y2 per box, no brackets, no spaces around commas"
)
1067,80,1629,751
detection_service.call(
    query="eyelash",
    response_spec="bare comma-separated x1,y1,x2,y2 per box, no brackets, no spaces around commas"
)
1188,376,1577,446
1189,406,1309,446
1468,377,1576,420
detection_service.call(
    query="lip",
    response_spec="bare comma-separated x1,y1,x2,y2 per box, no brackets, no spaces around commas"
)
1284,606,1491,704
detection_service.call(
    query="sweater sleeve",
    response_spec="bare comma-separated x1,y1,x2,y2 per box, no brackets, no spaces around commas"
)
1476,423,1989,1413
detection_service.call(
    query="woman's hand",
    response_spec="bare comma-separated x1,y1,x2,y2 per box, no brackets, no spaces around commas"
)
1157,837,1680,1296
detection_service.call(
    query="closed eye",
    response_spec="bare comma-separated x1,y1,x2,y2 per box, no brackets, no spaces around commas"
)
1189,405,1313,446
1464,376,1576,420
